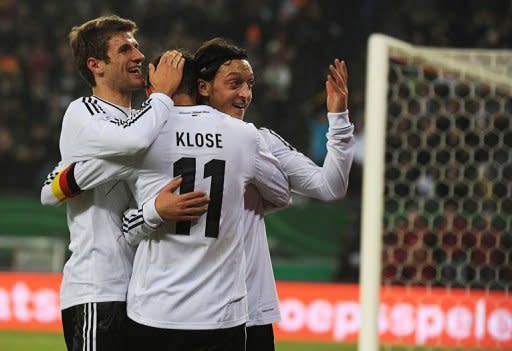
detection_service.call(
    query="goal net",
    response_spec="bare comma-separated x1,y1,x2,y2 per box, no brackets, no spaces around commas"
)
359,34,512,351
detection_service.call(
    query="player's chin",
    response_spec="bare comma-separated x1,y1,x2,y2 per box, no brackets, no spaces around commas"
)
230,107,246,120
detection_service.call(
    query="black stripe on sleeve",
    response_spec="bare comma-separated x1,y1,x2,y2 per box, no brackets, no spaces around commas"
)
66,163,82,196
264,128,296,151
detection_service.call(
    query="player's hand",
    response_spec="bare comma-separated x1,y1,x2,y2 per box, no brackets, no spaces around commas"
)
155,178,209,222
326,59,348,113
149,50,185,97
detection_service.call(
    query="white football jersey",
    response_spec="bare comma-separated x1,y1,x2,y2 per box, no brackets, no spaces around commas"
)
43,105,290,329
125,105,289,330
47,93,174,310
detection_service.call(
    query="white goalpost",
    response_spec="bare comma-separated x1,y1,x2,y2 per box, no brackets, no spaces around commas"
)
359,34,512,351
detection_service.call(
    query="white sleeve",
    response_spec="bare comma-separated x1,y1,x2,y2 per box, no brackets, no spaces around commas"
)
122,198,162,246
260,111,355,201
68,93,174,159
41,162,67,206
250,132,290,208
73,159,133,190
40,158,133,206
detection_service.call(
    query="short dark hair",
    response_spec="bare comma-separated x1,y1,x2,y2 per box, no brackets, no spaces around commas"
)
194,37,248,81
69,15,138,87
148,50,198,98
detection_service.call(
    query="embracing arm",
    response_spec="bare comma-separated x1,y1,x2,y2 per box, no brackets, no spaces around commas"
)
40,158,132,206
73,93,174,158
68,50,185,159
122,178,209,245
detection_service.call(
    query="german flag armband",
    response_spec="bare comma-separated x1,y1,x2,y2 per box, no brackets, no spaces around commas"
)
50,163,82,202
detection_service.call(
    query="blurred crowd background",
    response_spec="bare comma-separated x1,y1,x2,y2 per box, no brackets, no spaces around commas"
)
0,0,511,282
1,0,510,193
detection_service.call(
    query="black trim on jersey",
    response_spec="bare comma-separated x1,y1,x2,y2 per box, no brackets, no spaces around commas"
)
82,97,95,116
140,98,151,110
66,163,82,196
82,97,106,116
43,168,59,186
83,96,156,130
261,128,296,151
123,208,143,222
93,95,128,118
105,101,153,129
122,219,144,235
120,103,152,128
90,97,103,114
122,209,144,236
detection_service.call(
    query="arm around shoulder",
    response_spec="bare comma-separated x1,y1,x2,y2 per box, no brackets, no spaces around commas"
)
40,162,81,206
68,94,174,159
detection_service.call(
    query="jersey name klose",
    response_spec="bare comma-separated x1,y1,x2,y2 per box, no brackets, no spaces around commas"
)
176,131,223,148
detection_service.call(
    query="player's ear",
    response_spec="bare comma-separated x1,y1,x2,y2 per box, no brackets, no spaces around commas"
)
197,79,211,98
87,57,104,76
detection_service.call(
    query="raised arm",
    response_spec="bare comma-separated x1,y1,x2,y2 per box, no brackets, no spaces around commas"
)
261,59,354,201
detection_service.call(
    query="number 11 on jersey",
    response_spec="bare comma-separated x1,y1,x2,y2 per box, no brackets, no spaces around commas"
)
173,157,226,238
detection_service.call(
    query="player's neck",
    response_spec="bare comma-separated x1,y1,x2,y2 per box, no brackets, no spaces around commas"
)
173,93,195,106
92,86,132,108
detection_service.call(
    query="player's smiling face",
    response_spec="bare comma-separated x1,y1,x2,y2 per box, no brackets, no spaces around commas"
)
102,32,145,92
202,59,254,120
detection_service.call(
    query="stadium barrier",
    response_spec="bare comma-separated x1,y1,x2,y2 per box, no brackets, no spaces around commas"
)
0,273,510,349
276,282,511,349
0,272,61,332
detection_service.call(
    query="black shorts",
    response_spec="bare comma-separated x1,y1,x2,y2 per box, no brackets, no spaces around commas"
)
61,301,129,351
126,317,246,351
246,324,275,351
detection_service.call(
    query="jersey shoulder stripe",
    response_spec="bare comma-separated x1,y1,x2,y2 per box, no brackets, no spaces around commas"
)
81,97,107,116
80,96,154,129
122,102,152,128
92,96,128,117
259,127,296,151
107,98,153,129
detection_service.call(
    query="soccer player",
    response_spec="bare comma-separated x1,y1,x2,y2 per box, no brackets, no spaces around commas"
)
123,39,353,350
44,16,208,351
191,38,354,351
42,52,290,350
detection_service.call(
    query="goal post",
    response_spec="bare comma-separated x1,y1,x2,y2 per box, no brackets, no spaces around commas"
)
359,34,512,350
359,33,389,351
